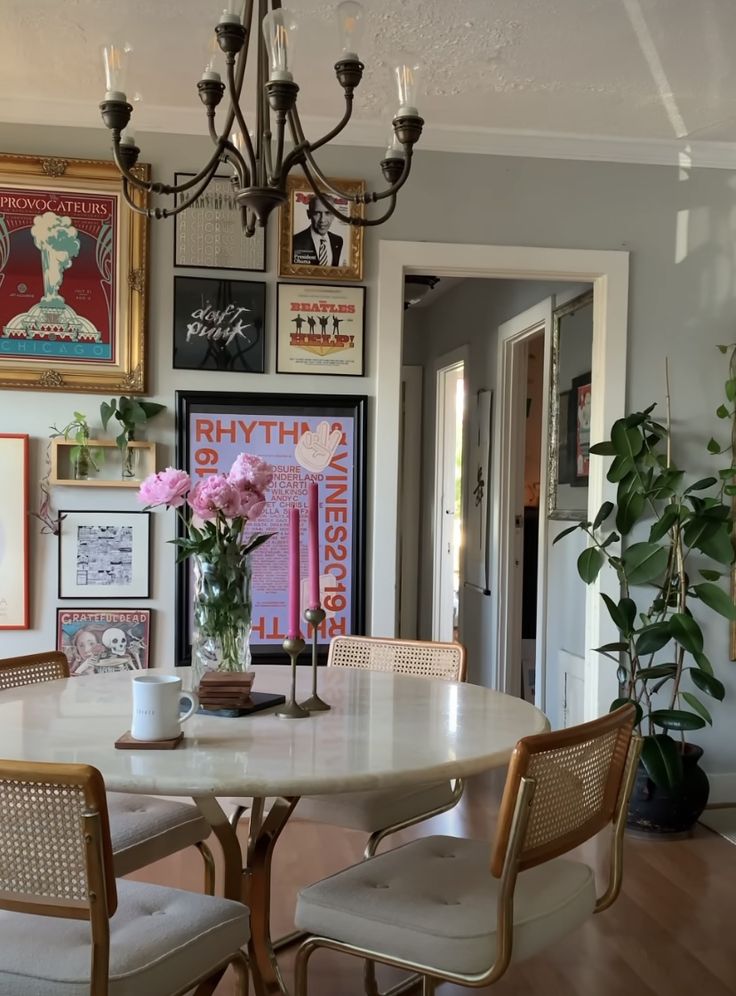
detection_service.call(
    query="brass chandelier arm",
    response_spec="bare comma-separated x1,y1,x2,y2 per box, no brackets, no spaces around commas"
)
122,158,221,219
290,88,355,159
226,57,257,181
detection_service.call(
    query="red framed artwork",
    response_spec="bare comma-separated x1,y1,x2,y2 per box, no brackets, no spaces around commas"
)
0,154,149,393
570,371,591,487
0,433,29,628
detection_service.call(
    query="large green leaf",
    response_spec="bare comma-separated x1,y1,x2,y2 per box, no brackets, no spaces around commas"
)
649,505,680,543
616,491,646,536
619,597,637,634
651,708,706,731
683,516,720,550
634,622,672,655
637,664,677,680
693,651,714,675
577,547,604,584
669,612,704,654
684,477,719,494
681,692,712,726
601,593,626,631
690,669,726,701
610,697,642,725
699,524,736,566
593,502,614,530
611,421,644,459
552,524,581,545
607,455,634,483
621,542,669,585
693,582,736,621
589,441,616,455
641,734,683,791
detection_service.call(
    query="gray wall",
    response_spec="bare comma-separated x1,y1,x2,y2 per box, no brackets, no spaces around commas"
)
1,122,735,784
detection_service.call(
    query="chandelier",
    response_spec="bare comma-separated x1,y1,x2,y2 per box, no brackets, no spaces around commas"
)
99,1,424,234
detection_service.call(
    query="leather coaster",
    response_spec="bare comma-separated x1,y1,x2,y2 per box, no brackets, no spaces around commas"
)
115,730,184,750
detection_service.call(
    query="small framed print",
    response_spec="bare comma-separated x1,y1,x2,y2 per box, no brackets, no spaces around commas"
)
173,275,266,373
570,372,592,487
0,434,29,628
174,173,266,271
279,175,364,281
57,608,151,675
276,283,365,376
58,510,151,599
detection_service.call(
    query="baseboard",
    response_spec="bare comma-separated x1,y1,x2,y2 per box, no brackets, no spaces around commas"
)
705,772,736,806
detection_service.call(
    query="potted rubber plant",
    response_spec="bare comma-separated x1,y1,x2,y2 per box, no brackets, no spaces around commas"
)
100,396,165,479
556,346,736,833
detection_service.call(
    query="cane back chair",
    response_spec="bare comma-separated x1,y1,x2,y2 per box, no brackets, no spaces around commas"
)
294,705,641,996
0,652,216,892
0,759,249,995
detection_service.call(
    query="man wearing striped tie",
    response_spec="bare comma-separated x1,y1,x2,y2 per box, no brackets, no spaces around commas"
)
292,195,346,268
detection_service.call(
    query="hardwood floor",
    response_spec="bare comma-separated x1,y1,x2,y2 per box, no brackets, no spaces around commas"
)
126,771,736,995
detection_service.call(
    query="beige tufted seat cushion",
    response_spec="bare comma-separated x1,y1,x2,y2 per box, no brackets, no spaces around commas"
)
295,781,457,832
295,835,596,975
107,794,211,876
0,880,249,996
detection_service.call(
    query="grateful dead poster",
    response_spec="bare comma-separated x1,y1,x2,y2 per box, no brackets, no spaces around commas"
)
56,608,151,675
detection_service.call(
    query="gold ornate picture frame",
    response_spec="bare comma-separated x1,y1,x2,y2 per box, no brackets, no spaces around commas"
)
278,174,364,281
0,153,149,393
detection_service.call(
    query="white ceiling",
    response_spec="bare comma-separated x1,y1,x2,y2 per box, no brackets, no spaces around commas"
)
4,0,736,166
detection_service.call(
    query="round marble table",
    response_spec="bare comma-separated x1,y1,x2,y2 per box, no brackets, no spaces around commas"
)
0,664,547,994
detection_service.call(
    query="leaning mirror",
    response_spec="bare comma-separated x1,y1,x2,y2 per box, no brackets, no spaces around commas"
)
547,290,594,520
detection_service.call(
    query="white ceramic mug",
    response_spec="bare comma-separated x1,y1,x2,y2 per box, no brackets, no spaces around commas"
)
131,674,198,741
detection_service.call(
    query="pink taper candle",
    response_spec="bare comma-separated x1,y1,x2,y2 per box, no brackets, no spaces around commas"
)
308,481,320,609
288,507,301,638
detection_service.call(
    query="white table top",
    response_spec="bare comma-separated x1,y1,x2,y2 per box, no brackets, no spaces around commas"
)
0,665,548,797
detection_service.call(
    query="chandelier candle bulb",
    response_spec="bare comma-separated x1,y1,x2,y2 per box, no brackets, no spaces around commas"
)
336,1,365,61
394,60,421,117
288,506,301,639
102,43,131,102
262,9,299,81
308,482,320,610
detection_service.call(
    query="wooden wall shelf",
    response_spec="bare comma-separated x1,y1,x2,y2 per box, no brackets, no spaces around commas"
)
49,438,156,488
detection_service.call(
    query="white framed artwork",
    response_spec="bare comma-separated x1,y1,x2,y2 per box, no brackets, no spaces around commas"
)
58,510,151,599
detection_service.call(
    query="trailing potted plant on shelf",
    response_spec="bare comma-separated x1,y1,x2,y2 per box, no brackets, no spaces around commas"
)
556,347,736,834
100,396,165,480
50,411,104,481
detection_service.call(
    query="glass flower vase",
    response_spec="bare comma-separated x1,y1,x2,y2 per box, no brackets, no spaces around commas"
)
190,551,253,691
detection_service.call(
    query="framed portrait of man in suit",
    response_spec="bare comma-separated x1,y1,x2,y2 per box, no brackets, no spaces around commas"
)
278,175,364,281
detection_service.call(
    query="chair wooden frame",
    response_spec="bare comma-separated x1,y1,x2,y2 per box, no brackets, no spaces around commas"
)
0,759,248,996
0,651,215,894
294,706,642,996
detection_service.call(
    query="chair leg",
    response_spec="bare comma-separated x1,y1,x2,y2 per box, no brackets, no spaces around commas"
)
294,938,319,996
421,977,436,996
231,950,250,996
195,841,216,895
230,803,248,830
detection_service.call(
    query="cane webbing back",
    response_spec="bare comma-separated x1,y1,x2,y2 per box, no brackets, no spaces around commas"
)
328,636,466,682
491,705,636,876
0,651,70,690
0,760,116,920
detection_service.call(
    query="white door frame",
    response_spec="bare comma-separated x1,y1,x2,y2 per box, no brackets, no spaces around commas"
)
398,365,422,638
494,300,552,708
431,348,467,641
374,241,629,721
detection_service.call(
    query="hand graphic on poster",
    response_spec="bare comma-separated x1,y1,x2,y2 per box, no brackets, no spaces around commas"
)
295,421,341,472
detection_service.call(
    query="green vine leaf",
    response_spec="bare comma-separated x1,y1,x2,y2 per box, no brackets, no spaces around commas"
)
692,582,736,621
578,547,604,584
621,542,669,585
650,708,706,731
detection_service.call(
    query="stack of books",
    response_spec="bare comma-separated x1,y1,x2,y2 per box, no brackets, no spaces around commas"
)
198,671,255,711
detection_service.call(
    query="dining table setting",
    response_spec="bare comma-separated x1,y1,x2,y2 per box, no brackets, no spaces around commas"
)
0,658,548,996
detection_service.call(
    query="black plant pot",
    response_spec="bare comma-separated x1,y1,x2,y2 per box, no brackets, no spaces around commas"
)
627,743,710,834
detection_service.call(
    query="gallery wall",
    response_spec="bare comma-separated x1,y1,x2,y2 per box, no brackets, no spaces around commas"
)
1,121,736,791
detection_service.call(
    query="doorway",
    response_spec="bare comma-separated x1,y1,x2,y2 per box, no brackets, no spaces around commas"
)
374,241,629,720
432,355,465,642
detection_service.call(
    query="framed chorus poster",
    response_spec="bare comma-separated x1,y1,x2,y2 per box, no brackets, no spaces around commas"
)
278,174,364,281
0,153,149,393
176,390,367,664
173,275,266,373
56,608,151,675
58,510,151,599
0,434,29,629
174,172,266,272
276,283,365,376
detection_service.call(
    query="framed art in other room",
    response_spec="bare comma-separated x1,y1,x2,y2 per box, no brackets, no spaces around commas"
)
278,174,364,281
276,283,365,376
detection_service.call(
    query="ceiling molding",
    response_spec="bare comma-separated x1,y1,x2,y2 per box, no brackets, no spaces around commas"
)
3,97,736,171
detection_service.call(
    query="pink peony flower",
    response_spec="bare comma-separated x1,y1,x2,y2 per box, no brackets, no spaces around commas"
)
188,475,242,520
229,453,273,492
238,484,266,521
138,467,191,508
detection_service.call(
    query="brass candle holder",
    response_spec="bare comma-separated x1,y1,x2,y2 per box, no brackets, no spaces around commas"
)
275,635,309,719
300,606,330,712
